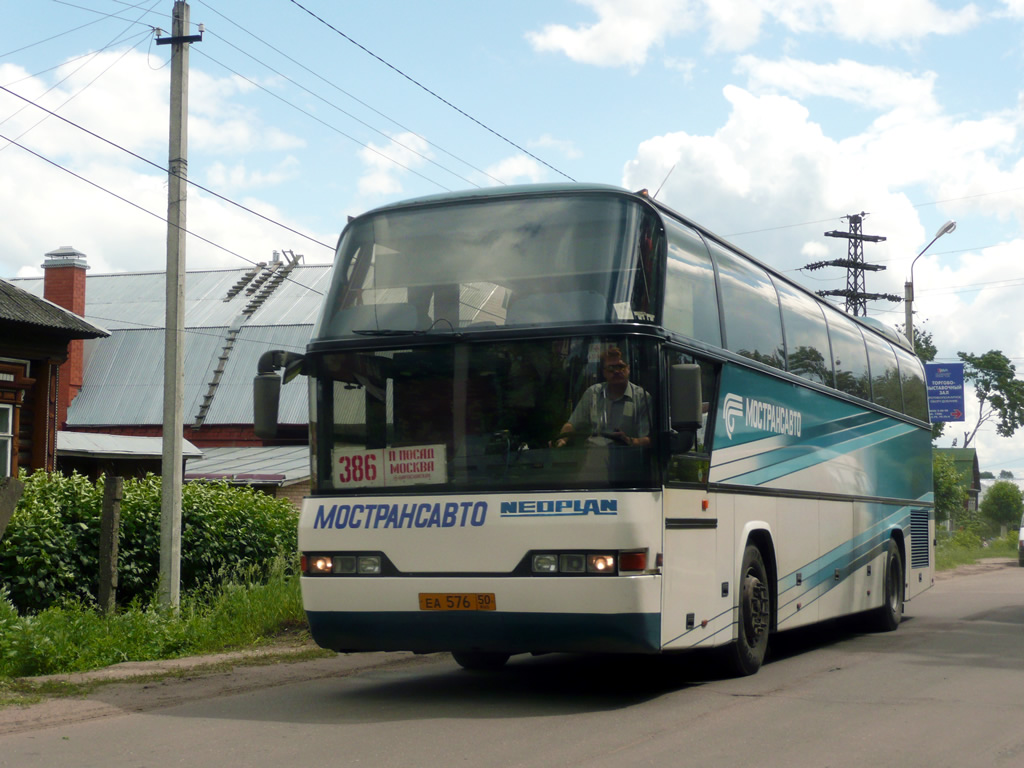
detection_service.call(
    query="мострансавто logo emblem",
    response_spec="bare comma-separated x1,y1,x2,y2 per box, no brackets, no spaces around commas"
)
723,393,802,440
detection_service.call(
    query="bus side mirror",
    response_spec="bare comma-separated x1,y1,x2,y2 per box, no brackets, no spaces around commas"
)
669,364,703,453
254,350,305,440
670,364,703,431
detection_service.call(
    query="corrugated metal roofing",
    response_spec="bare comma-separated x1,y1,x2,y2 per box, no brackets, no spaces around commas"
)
9,262,334,428
0,278,108,337
202,324,312,425
57,431,203,458
183,445,309,485
68,327,225,426
11,264,332,331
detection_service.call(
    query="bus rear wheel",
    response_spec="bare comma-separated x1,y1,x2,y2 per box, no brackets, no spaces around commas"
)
868,539,903,632
724,544,771,676
452,651,510,671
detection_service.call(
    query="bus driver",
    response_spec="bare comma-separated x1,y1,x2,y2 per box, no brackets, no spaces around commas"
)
554,346,651,449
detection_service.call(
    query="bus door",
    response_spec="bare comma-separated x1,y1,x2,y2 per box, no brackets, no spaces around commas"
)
661,351,728,649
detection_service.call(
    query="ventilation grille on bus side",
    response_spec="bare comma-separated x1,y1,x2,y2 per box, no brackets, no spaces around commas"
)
910,509,930,568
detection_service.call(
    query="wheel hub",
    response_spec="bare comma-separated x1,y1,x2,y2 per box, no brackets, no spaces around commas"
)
744,574,769,641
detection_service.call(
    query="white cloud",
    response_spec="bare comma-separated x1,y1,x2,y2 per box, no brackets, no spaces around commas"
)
530,134,583,160
485,155,547,185
704,0,766,52
766,0,982,43
1001,0,1024,17
528,0,982,68
526,0,698,70
663,57,697,81
0,50,319,277
737,56,940,113
205,156,301,191
357,132,432,197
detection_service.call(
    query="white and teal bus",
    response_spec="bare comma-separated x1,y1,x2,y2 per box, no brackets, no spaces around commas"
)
255,183,933,675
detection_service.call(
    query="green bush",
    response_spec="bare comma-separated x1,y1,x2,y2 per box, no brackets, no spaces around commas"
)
0,471,298,614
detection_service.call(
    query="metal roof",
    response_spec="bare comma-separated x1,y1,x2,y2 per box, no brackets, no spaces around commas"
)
69,327,225,426
183,445,309,485
201,324,312,425
10,263,332,331
9,262,334,428
57,431,203,459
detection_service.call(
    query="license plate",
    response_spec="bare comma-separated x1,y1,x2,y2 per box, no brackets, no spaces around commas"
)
419,593,496,611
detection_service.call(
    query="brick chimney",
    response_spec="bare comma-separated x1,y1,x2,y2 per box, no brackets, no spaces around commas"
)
42,245,89,427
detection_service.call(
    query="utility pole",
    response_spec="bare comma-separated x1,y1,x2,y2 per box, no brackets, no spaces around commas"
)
155,2,201,610
804,212,898,316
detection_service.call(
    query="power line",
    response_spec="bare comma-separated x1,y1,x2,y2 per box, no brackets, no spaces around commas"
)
285,0,575,182
189,46,456,193
2,0,152,57
0,129,324,295
0,85,334,253
1,31,152,151
83,312,311,353
195,0,507,186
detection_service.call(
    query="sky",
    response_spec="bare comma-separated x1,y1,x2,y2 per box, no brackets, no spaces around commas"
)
3,0,1024,475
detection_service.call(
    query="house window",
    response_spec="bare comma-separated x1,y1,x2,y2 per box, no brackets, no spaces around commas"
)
0,405,11,477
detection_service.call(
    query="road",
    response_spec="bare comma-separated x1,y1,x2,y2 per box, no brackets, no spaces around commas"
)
2,562,1022,768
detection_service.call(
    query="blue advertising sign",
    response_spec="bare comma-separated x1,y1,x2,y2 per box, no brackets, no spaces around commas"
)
924,363,965,422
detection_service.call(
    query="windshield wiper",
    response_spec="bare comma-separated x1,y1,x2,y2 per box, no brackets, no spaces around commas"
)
353,319,459,337
352,329,428,336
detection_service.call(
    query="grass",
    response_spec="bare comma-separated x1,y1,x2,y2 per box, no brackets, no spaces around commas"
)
935,528,1019,571
0,562,309,681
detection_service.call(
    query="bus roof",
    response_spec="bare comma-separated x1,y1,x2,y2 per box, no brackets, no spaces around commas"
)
354,183,630,219
347,183,911,353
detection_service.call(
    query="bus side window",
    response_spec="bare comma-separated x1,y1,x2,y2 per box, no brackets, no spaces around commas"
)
708,241,785,370
823,307,871,400
894,346,928,421
666,351,716,485
663,219,721,346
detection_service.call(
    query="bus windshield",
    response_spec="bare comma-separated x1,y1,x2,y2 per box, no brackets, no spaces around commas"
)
314,193,660,337
313,336,659,492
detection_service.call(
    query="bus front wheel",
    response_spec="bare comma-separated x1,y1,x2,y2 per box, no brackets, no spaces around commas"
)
452,651,510,671
724,544,771,676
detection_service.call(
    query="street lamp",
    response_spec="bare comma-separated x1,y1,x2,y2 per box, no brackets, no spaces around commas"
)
905,220,956,348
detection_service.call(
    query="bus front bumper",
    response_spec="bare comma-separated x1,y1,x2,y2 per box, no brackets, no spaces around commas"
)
302,574,661,655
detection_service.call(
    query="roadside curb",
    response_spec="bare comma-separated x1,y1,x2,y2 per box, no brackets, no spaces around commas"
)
1,651,437,735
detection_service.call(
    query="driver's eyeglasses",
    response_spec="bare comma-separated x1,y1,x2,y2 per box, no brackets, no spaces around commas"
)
604,363,628,372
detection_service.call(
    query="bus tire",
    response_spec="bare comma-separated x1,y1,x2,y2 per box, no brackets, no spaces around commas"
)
452,651,510,671
869,539,904,632
724,544,771,677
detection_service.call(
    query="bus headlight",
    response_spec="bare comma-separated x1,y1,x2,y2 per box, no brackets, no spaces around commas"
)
333,555,357,574
560,554,587,573
303,552,385,576
310,555,333,574
532,554,559,573
528,550,643,575
357,555,382,575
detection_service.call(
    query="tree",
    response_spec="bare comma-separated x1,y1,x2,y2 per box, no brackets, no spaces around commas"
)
958,350,1024,448
999,469,1015,479
979,480,1023,532
979,470,995,479
933,452,967,527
